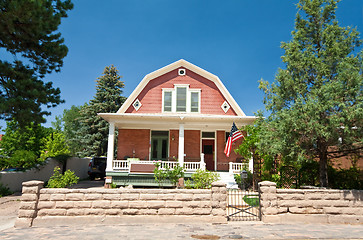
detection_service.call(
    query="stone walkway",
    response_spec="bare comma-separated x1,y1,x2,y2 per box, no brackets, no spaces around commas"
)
1,222,362,239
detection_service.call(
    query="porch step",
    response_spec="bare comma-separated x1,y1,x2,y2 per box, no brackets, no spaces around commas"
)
218,172,238,189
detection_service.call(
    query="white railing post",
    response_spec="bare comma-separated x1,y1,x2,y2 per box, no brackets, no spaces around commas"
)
178,124,184,167
229,162,232,174
106,122,115,172
200,153,205,170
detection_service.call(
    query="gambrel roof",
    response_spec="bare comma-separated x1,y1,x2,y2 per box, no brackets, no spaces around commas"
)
117,59,245,116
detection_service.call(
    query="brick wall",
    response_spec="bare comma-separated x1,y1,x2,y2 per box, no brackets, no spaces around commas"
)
117,129,150,160
216,131,243,171
259,181,363,224
185,130,200,160
15,181,227,228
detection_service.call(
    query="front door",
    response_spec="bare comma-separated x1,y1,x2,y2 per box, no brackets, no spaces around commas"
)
202,139,214,171
151,131,169,160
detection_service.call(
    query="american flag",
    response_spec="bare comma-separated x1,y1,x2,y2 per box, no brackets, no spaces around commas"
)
224,122,244,157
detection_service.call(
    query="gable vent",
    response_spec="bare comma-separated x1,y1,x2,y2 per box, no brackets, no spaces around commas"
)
178,68,186,76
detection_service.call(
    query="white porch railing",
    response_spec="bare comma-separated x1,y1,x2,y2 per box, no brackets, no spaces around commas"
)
112,160,206,173
229,162,249,174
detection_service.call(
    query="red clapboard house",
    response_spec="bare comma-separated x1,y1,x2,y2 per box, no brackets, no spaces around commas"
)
99,59,256,186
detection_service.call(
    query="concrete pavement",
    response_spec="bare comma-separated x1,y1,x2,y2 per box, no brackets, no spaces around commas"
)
1,221,362,239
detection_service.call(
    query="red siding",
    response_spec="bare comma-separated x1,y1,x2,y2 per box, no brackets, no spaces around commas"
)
125,68,237,115
117,129,150,160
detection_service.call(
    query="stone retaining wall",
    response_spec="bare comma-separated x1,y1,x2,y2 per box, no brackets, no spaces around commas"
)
259,181,363,224
15,181,227,227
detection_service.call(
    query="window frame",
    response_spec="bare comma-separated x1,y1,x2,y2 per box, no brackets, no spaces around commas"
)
162,84,201,113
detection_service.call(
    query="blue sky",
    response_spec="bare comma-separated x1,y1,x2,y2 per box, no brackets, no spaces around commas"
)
1,0,362,132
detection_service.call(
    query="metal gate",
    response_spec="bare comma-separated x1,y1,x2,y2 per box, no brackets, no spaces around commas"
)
227,189,260,221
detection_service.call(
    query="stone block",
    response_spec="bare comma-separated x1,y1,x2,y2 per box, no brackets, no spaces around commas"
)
258,181,276,187
328,214,363,224
138,209,158,215
324,193,342,200
305,193,324,200
18,210,36,218
183,201,200,208
289,207,307,214
111,201,129,209
65,193,84,201
50,194,65,201
278,193,303,201
44,209,67,216
157,194,176,200
211,182,226,187
66,209,85,216
74,201,92,208
92,200,111,209
211,208,225,216
264,207,278,215
341,207,360,215
22,186,40,194
165,201,183,208
123,209,139,215
19,201,36,210
158,208,175,215
121,194,140,200
175,208,195,215
277,207,288,214
55,201,74,209
191,208,211,215
175,194,193,201
147,201,165,209
85,193,102,200
39,194,50,201
129,200,147,209
193,194,211,201
278,200,295,208
102,193,121,200
323,207,342,214
22,180,44,187
14,218,33,228
37,201,55,209
199,201,211,208
21,194,38,201
84,208,105,215
212,193,226,202
332,200,349,207
105,209,121,215
139,194,158,200
218,201,227,210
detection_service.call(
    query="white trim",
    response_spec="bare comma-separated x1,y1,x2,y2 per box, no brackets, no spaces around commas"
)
162,84,201,114
106,122,115,172
117,59,245,116
132,99,142,111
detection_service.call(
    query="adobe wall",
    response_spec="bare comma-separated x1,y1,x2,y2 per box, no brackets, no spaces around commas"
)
0,158,90,192
259,181,363,224
15,181,227,228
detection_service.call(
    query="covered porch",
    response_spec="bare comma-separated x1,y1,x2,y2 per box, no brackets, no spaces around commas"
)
99,113,255,186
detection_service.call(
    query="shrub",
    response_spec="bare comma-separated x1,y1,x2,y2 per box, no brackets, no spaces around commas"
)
153,162,185,187
189,169,220,189
46,166,79,188
0,183,12,197
10,150,39,169
234,170,253,190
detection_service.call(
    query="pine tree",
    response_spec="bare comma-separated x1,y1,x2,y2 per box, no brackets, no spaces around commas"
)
0,0,73,126
259,0,363,187
77,65,126,157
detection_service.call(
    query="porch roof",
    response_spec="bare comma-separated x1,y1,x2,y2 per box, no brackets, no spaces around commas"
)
98,113,256,131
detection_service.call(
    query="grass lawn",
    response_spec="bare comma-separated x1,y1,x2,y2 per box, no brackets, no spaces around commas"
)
242,195,259,207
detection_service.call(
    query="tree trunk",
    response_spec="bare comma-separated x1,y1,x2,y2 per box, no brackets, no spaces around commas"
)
319,152,329,187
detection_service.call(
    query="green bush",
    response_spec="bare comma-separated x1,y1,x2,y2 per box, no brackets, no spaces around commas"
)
46,166,79,188
187,169,220,189
328,166,363,190
153,162,185,187
10,150,39,169
234,170,253,190
0,183,12,197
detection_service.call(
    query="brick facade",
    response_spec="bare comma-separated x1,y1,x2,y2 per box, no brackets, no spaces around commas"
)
117,129,150,160
216,131,244,171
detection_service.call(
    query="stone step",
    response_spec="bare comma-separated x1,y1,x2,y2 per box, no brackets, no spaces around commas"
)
217,172,238,189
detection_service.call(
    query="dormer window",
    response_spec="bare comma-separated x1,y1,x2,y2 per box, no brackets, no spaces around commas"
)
162,84,200,113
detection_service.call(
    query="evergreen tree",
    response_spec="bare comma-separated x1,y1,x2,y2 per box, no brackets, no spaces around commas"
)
259,0,362,187
0,0,73,126
77,65,126,157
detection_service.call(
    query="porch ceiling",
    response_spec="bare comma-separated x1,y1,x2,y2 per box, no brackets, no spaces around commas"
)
98,113,256,131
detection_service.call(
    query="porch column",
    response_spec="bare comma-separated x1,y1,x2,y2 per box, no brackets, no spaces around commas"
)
178,123,184,167
106,122,115,172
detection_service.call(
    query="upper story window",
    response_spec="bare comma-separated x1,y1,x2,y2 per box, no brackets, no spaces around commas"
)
162,84,200,113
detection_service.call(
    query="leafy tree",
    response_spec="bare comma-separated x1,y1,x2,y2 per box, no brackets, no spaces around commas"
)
259,0,363,187
0,0,73,126
40,132,70,160
77,65,126,157
0,120,53,157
